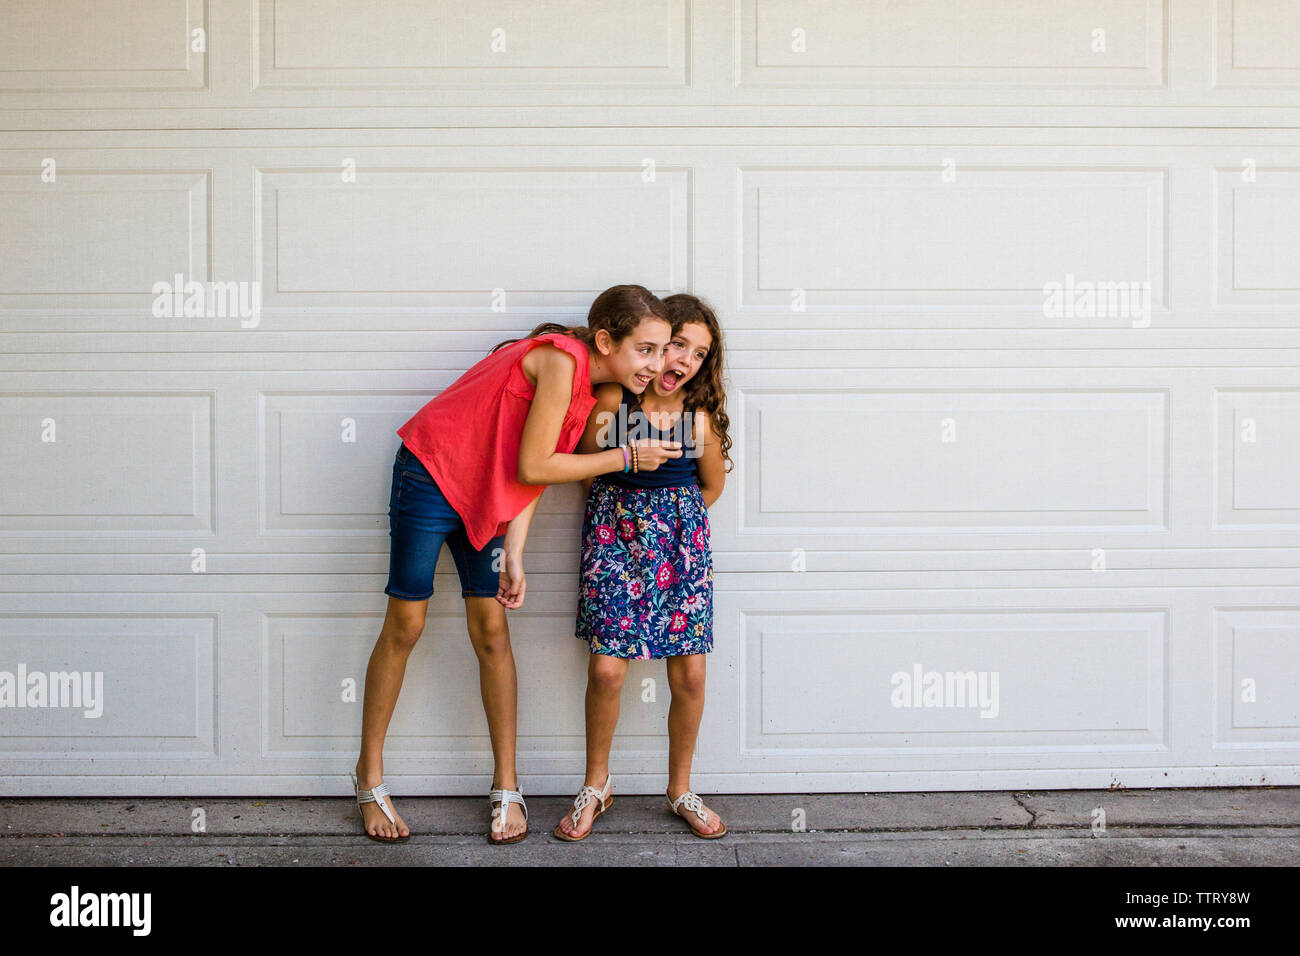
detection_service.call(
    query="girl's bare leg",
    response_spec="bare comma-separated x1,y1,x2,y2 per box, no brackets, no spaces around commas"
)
464,596,527,842
354,595,428,839
554,654,627,838
665,654,723,834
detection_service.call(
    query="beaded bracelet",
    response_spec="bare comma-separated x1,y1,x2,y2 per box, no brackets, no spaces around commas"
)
631,443,639,473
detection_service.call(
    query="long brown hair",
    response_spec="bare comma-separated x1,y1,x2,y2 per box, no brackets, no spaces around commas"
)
489,284,669,355
662,293,734,475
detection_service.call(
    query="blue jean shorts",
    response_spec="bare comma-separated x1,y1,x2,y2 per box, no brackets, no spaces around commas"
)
385,443,506,601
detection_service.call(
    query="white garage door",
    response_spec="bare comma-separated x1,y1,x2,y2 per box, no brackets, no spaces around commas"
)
3,0,1299,795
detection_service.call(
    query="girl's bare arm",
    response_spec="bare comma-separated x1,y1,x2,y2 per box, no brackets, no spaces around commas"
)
577,383,626,499
516,346,679,485
502,488,542,557
516,346,623,485
693,409,726,510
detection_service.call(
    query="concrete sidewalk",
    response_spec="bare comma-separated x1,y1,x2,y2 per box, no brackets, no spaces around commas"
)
3,787,1296,866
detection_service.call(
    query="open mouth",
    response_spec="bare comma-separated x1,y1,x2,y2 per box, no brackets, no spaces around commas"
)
659,369,685,391
633,372,653,387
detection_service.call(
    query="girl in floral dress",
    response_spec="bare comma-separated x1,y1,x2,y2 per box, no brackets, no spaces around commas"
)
554,294,735,841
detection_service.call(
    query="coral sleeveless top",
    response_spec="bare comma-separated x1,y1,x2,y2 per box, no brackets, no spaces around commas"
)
396,331,597,551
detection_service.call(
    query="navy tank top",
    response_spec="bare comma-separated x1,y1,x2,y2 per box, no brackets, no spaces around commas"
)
600,385,700,489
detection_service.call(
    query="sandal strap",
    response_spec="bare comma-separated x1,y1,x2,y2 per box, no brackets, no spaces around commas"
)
669,790,708,823
567,775,612,825
351,773,396,825
489,787,528,823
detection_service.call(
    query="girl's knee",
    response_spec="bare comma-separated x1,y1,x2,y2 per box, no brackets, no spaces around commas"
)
383,598,428,650
469,626,511,659
382,616,425,652
386,627,423,653
465,600,510,657
667,656,707,696
588,656,628,693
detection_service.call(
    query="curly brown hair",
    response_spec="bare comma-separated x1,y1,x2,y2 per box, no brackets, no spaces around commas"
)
488,284,670,355
661,293,733,475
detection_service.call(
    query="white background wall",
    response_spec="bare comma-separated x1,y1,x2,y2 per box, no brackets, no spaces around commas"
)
2,0,1298,795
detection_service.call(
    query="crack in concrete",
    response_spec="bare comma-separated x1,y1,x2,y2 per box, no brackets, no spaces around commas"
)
1012,791,1039,828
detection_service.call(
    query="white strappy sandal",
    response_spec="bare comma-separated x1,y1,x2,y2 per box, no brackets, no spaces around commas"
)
552,775,613,842
488,784,529,845
667,789,727,839
350,771,410,844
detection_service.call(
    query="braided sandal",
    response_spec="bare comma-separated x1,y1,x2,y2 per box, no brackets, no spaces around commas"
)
488,785,529,845
552,775,613,842
667,790,727,839
350,771,410,844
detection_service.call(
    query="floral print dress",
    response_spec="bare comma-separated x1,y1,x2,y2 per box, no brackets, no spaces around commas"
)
575,476,714,659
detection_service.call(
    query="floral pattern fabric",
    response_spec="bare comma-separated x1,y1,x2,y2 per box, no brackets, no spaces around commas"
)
575,476,714,659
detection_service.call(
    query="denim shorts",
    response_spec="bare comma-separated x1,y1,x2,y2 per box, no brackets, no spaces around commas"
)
385,443,506,601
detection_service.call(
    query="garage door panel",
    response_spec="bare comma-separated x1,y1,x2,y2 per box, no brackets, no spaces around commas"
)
1215,388,1300,528
744,609,1167,749
1215,166,1300,305
0,0,206,93
0,613,215,757
744,166,1166,311
257,164,688,310
748,388,1166,531
261,391,425,534
255,0,686,90
0,392,213,533
0,168,211,309
742,0,1163,85
1214,0,1300,85
1214,607,1300,746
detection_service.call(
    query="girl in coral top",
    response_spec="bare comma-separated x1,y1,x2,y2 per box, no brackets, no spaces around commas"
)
351,285,683,845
